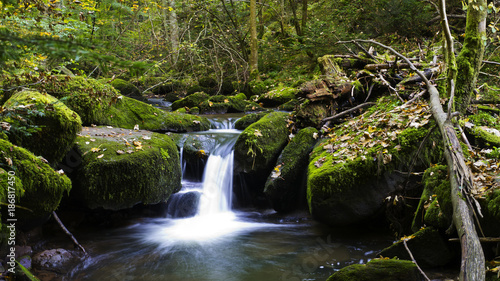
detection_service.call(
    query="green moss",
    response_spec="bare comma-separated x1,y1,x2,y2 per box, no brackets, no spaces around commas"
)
103,96,210,132
264,127,318,212
465,112,500,148
295,100,330,128
234,112,290,176
73,129,181,210
198,95,255,114
234,93,247,100
0,139,71,218
3,90,82,164
234,111,270,130
109,78,142,97
277,99,301,111
257,84,298,107
171,92,209,111
327,259,420,281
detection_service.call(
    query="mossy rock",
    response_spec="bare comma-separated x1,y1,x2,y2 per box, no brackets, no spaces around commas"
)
463,112,500,148
278,99,301,111
187,85,211,96
264,127,318,212
0,139,72,218
257,85,298,107
295,100,330,128
0,167,24,244
108,78,145,102
307,97,442,225
2,90,82,164
72,127,181,210
199,95,253,114
378,227,453,268
171,92,210,111
102,96,210,132
234,112,290,203
136,77,185,96
234,111,270,130
326,259,421,281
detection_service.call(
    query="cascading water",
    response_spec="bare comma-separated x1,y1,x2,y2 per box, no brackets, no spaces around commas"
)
65,115,394,281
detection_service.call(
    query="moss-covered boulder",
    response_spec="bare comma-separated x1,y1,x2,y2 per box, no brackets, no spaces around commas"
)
278,99,301,111
0,139,72,218
234,112,291,202
103,96,210,132
171,92,210,111
108,78,145,102
264,127,318,212
257,85,298,107
378,227,453,268
295,100,330,128
72,127,181,210
199,95,261,114
307,97,442,225
234,111,270,130
326,259,421,281
2,90,82,164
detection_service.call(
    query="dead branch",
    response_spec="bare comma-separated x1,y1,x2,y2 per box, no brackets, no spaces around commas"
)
52,211,88,256
403,239,431,281
321,102,375,122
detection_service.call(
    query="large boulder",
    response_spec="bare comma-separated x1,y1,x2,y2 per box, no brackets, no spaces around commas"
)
307,97,442,225
2,90,82,164
326,259,422,281
234,111,270,130
264,127,318,212
0,139,72,219
234,112,291,203
171,92,210,111
71,127,181,210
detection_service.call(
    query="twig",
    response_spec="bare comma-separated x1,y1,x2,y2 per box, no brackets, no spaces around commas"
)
403,239,431,281
399,90,427,108
352,40,378,61
364,83,375,103
52,211,87,255
456,123,473,152
377,74,404,103
322,102,375,122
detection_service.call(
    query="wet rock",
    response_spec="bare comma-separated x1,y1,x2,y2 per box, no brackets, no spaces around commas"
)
33,249,81,273
166,191,201,218
326,258,422,281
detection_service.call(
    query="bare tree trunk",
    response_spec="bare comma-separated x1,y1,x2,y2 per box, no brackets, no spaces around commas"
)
301,0,308,35
169,0,179,51
249,0,259,79
455,0,487,114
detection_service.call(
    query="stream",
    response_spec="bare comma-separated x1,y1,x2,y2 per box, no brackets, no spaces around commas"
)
65,114,394,281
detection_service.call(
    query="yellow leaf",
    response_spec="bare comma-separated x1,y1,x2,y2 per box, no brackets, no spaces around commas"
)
91,147,101,153
209,102,213,107
224,99,229,103
367,126,377,133
254,129,263,137
133,141,142,147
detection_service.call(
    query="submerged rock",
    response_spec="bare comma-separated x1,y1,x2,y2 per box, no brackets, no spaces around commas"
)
2,90,82,164
33,248,82,273
72,127,181,210
264,127,318,212
166,191,201,218
326,258,422,281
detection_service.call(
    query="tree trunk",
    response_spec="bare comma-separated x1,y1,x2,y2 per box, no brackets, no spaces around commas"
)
169,0,179,52
455,0,487,114
301,0,308,36
249,0,259,79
